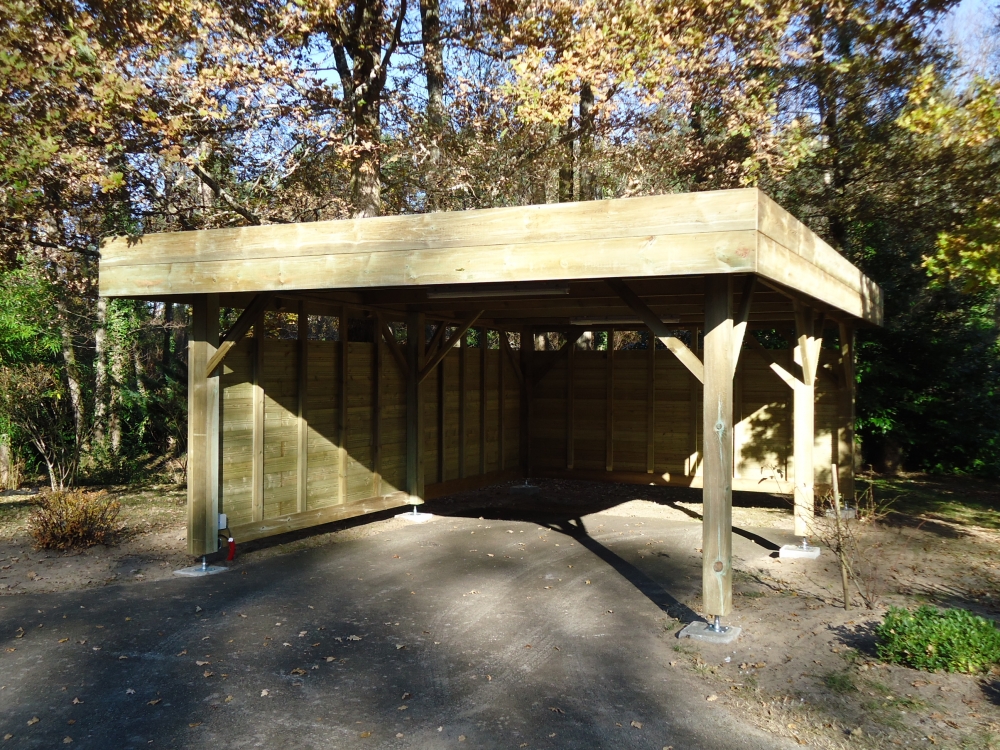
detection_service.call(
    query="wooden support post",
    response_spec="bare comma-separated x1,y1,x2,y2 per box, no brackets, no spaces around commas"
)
296,302,308,513
702,276,733,618
647,333,655,474
480,329,487,476
520,329,533,475
459,332,467,479
838,321,856,502
251,310,265,522
373,314,383,497
338,310,349,505
606,329,614,472
187,294,220,556
406,311,426,502
566,331,575,470
793,304,822,537
498,332,505,471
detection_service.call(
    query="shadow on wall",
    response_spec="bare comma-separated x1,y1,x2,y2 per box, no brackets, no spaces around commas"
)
738,403,790,492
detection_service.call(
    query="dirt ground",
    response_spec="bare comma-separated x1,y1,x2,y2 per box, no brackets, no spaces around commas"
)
3,474,1000,749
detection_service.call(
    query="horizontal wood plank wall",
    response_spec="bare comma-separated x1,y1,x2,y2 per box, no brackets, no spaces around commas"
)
532,352,568,470
220,335,519,543
530,344,837,493
262,340,299,519
381,343,407,495
305,341,341,510
220,340,254,527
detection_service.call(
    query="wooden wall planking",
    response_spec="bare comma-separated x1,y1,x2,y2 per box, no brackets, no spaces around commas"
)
529,342,840,492
220,334,520,542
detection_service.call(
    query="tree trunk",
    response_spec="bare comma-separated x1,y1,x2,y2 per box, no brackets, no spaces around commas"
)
163,302,174,369
558,117,574,203
420,0,446,210
93,296,108,447
579,82,595,201
55,300,85,449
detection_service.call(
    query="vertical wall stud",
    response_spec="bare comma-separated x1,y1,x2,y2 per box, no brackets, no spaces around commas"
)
793,305,822,537
188,294,220,556
373,313,383,497
605,328,614,472
296,302,309,513
338,309,349,505
438,327,446,483
498,332,505,471
566,331,575,470
647,331,655,474
480,328,487,476
459,332,467,478
406,312,426,502
520,329,533,476
702,276,734,618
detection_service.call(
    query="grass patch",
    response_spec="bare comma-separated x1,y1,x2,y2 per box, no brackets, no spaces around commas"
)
869,475,1000,530
823,670,857,694
877,605,1000,674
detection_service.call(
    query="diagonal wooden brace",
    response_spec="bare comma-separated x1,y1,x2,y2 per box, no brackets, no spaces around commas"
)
205,292,276,377
605,279,704,383
380,319,409,377
418,311,483,384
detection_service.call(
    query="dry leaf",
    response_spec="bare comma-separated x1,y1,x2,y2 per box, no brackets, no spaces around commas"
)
459,736,466,742
398,705,408,711
706,695,718,702
549,706,564,714
196,661,210,666
71,697,82,705
298,631,307,637
326,656,335,662
3,734,12,740
289,668,307,676
27,717,39,726
401,692,412,700
630,720,643,729
225,696,233,703
260,690,269,697
176,650,187,656
58,638,68,643
148,699,161,706
203,671,214,678
360,731,371,738
189,722,202,728
126,689,135,695
62,737,72,744
347,635,362,641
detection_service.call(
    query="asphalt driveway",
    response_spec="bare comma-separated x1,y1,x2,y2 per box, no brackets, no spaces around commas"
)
0,508,800,749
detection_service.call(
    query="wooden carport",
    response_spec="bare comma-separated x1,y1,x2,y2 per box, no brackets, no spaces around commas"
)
99,187,882,619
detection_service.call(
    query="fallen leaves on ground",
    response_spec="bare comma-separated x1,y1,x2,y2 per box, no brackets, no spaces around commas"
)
631,720,643,729
27,717,39,725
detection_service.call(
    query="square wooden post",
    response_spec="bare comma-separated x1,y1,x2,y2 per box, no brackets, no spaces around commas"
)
406,312,426,503
793,305,821,537
838,321,856,501
702,276,733,618
187,294,220,556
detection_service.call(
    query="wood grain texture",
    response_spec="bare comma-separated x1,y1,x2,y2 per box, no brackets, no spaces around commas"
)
702,275,733,618
230,492,411,543
187,294,220,556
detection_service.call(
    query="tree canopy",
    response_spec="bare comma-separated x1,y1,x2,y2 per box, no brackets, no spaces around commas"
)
1,0,998,483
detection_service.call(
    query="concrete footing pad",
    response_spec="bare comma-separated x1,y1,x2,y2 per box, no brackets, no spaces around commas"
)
396,511,435,523
174,564,228,577
779,544,821,559
678,621,742,645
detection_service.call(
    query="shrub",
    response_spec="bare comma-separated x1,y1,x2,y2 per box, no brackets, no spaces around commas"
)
876,605,1000,674
29,490,121,550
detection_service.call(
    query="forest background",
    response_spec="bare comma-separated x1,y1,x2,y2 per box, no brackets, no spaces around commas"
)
0,0,998,490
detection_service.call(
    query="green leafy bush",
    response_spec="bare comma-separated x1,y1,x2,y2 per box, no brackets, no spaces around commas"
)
29,490,121,550
876,605,1000,674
